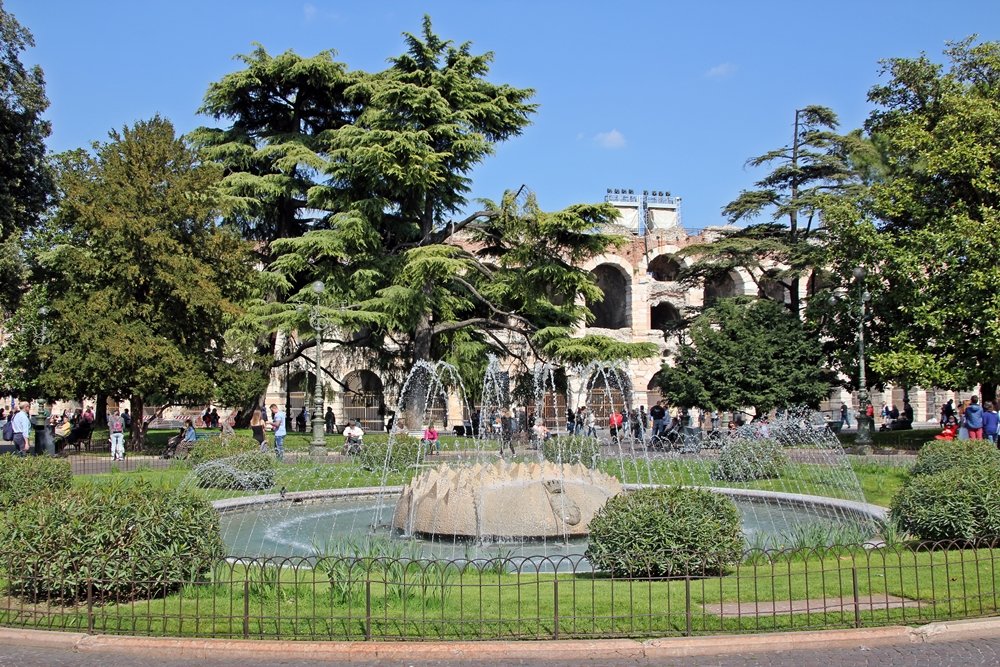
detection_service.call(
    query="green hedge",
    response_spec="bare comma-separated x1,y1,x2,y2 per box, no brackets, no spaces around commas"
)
910,439,1000,477
187,435,260,465
542,435,601,468
586,487,743,577
711,438,788,482
356,436,422,472
0,455,72,509
890,463,1000,542
0,480,222,602
194,452,275,490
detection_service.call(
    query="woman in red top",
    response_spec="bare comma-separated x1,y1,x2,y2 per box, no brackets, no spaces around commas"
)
422,422,440,454
935,415,959,441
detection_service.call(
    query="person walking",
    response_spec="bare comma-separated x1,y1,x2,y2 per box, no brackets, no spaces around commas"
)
269,404,287,461
585,407,597,438
500,409,514,456
964,395,985,440
108,410,125,461
983,401,999,444
250,409,266,451
840,402,851,429
325,407,335,435
11,402,31,456
566,407,576,435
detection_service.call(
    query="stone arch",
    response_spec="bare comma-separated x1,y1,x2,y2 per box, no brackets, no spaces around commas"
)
647,254,682,282
645,372,667,411
757,269,791,306
650,301,683,337
285,370,316,430
342,370,385,432
584,369,632,422
703,271,743,306
588,263,631,329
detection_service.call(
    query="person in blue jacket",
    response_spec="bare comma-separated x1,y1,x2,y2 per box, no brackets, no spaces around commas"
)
964,395,985,440
982,401,999,444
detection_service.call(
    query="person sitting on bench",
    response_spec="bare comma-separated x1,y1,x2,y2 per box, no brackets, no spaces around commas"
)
343,419,364,455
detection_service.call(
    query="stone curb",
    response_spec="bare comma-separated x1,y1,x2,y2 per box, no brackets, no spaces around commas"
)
4,619,1000,662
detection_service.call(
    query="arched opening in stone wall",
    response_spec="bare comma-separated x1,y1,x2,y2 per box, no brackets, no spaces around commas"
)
647,254,682,282
285,370,316,431
585,369,632,423
645,373,667,412
703,272,741,306
343,370,385,432
650,302,683,339
588,264,630,329
757,270,791,306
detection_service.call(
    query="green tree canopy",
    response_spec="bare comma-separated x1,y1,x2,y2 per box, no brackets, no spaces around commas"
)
832,37,1000,394
2,116,259,444
0,3,53,324
678,106,862,319
657,299,830,416
198,16,654,393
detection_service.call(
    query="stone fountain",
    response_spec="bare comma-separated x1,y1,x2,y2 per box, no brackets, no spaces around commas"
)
392,460,623,540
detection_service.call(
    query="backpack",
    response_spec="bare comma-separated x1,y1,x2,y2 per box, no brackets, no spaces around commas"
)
2,419,14,441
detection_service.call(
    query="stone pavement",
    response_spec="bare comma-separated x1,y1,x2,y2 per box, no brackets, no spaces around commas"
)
3,619,1000,666
1,636,1000,666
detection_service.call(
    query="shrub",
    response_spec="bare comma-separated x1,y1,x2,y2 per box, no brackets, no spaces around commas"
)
0,455,72,509
586,486,743,577
356,436,422,472
711,438,788,482
0,480,223,602
194,452,275,490
890,462,1000,542
187,435,259,465
910,439,1000,477
542,435,601,468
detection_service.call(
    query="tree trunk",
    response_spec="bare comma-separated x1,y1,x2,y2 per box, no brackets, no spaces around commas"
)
131,394,145,450
96,393,108,427
983,382,997,406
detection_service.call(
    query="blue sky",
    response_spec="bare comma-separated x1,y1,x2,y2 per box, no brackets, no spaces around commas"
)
7,0,1000,229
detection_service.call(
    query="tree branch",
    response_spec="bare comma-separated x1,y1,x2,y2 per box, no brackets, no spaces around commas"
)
421,209,496,246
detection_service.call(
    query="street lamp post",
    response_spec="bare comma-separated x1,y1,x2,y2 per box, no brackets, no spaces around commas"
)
852,267,873,451
308,281,331,457
832,268,872,451
34,306,54,456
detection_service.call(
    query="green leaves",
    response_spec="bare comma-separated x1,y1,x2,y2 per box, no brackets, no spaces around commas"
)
586,487,744,577
842,38,1000,390
0,4,53,240
657,299,830,413
2,116,258,416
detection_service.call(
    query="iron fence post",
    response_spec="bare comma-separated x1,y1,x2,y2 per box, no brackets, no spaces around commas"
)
242,574,250,639
684,576,692,637
553,578,559,639
86,579,94,634
365,578,372,641
852,566,861,629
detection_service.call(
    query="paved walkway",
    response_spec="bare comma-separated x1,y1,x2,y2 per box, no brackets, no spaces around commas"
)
1,635,999,666
3,619,1000,666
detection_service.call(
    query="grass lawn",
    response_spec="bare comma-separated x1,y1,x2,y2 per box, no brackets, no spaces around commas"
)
2,542,995,640
6,437,968,641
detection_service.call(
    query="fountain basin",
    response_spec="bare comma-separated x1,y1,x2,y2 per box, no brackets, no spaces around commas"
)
214,486,885,561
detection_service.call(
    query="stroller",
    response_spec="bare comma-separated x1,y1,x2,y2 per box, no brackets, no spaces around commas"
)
161,427,187,459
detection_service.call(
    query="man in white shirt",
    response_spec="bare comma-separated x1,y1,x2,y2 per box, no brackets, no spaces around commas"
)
11,402,32,456
269,404,286,461
343,420,364,454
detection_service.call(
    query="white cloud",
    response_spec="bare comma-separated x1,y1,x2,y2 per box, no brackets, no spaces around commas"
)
593,129,626,149
303,3,318,21
705,62,736,78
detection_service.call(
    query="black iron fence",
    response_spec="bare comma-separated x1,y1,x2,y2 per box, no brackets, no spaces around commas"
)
1,540,998,641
